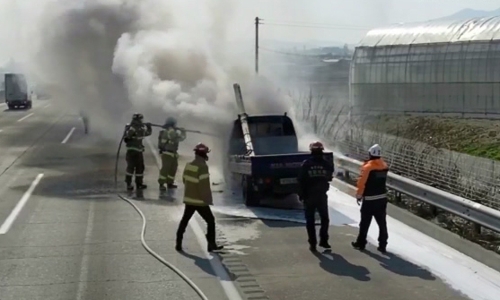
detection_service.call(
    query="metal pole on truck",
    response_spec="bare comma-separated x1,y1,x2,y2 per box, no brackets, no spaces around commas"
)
255,17,260,74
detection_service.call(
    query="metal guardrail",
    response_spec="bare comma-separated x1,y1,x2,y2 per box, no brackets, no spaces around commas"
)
335,153,500,233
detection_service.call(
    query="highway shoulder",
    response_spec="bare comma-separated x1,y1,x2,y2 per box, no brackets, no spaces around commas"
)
331,178,500,273
216,219,469,300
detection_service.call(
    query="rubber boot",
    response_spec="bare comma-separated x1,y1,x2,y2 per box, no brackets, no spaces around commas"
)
175,239,183,252
351,241,365,250
137,184,148,190
125,175,133,191
159,184,167,191
206,234,223,252
319,241,331,249
167,183,178,189
207,243,224,252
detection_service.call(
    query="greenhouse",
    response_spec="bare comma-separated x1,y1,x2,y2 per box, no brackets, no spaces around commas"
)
351,16,500,117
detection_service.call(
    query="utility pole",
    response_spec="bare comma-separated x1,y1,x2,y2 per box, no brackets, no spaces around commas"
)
255,17,260,74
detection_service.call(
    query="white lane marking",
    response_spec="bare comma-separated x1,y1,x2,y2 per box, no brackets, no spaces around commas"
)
189,216,243,299
145,138,243,300
61,127,76,144
76,201,94,300
0,129,3,133
43,103,51,109
17,113,34,122
0,173,44,234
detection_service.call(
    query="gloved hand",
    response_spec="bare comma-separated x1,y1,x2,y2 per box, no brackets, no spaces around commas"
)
145,122,152,128
356,195,363,206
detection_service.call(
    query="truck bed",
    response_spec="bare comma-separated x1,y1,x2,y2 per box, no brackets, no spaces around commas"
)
228,152,334,178
228,151,334,198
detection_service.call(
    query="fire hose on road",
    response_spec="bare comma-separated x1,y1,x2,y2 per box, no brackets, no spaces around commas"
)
113,123,210,300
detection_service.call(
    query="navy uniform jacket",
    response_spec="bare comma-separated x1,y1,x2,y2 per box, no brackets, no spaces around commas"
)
297,156,334,200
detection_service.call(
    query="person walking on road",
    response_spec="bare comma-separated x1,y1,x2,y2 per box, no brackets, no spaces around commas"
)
175,143,224,252
123,113,152,191
297,141,334,252
79,110,89,134
157,117,186,191
351,144,389,253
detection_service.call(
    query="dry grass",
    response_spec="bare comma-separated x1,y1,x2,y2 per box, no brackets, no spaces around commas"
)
370,115,500,160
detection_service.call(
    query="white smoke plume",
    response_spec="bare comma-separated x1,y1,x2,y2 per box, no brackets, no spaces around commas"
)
0,0,293,140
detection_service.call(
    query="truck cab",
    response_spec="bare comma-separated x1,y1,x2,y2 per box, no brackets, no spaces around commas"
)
4,73,32,110
228,114,299,156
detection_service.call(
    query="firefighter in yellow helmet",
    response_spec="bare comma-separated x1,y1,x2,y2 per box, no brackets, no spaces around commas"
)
157,117,186,190
175,143,223,252
123,113,152,191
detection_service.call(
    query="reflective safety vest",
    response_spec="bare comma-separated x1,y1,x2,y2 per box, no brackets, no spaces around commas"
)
356,158,388,201
158,127,186,153
125,124,152,152
182,156,212,206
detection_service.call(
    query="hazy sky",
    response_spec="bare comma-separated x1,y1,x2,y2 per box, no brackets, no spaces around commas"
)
2,0,500,67
228,0,500,46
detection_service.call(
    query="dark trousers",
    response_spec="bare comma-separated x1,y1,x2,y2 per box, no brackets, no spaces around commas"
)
356,198,388,247
82,117,89,133
304,195,330,245
176,205,216,244
125,150,145,186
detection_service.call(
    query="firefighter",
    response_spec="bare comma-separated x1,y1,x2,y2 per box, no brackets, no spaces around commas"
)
157,117,186,190
351,144,389,253
175,143,223,252
297,141,334,252
123,113,152,191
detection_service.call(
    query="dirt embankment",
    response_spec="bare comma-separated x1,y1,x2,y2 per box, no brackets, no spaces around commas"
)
369,116,500,160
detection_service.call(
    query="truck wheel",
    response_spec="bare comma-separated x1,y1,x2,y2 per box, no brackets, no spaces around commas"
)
7,104,14,110
242,176,260,207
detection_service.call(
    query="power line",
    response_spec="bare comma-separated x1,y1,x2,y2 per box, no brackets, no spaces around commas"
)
259,47,332,57
261,22,370,31
260,20,371,31
262,19,371,28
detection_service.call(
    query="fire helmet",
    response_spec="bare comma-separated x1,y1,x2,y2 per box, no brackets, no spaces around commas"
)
368,144,381,157
193,143,211,154
309,141,324,151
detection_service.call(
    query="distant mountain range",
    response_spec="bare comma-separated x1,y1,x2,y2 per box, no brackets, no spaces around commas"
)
431,8,500,21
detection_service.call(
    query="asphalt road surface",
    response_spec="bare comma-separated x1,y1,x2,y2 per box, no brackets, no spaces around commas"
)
0,99,475,299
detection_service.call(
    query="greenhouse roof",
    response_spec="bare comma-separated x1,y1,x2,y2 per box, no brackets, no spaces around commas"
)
360,16,500,47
